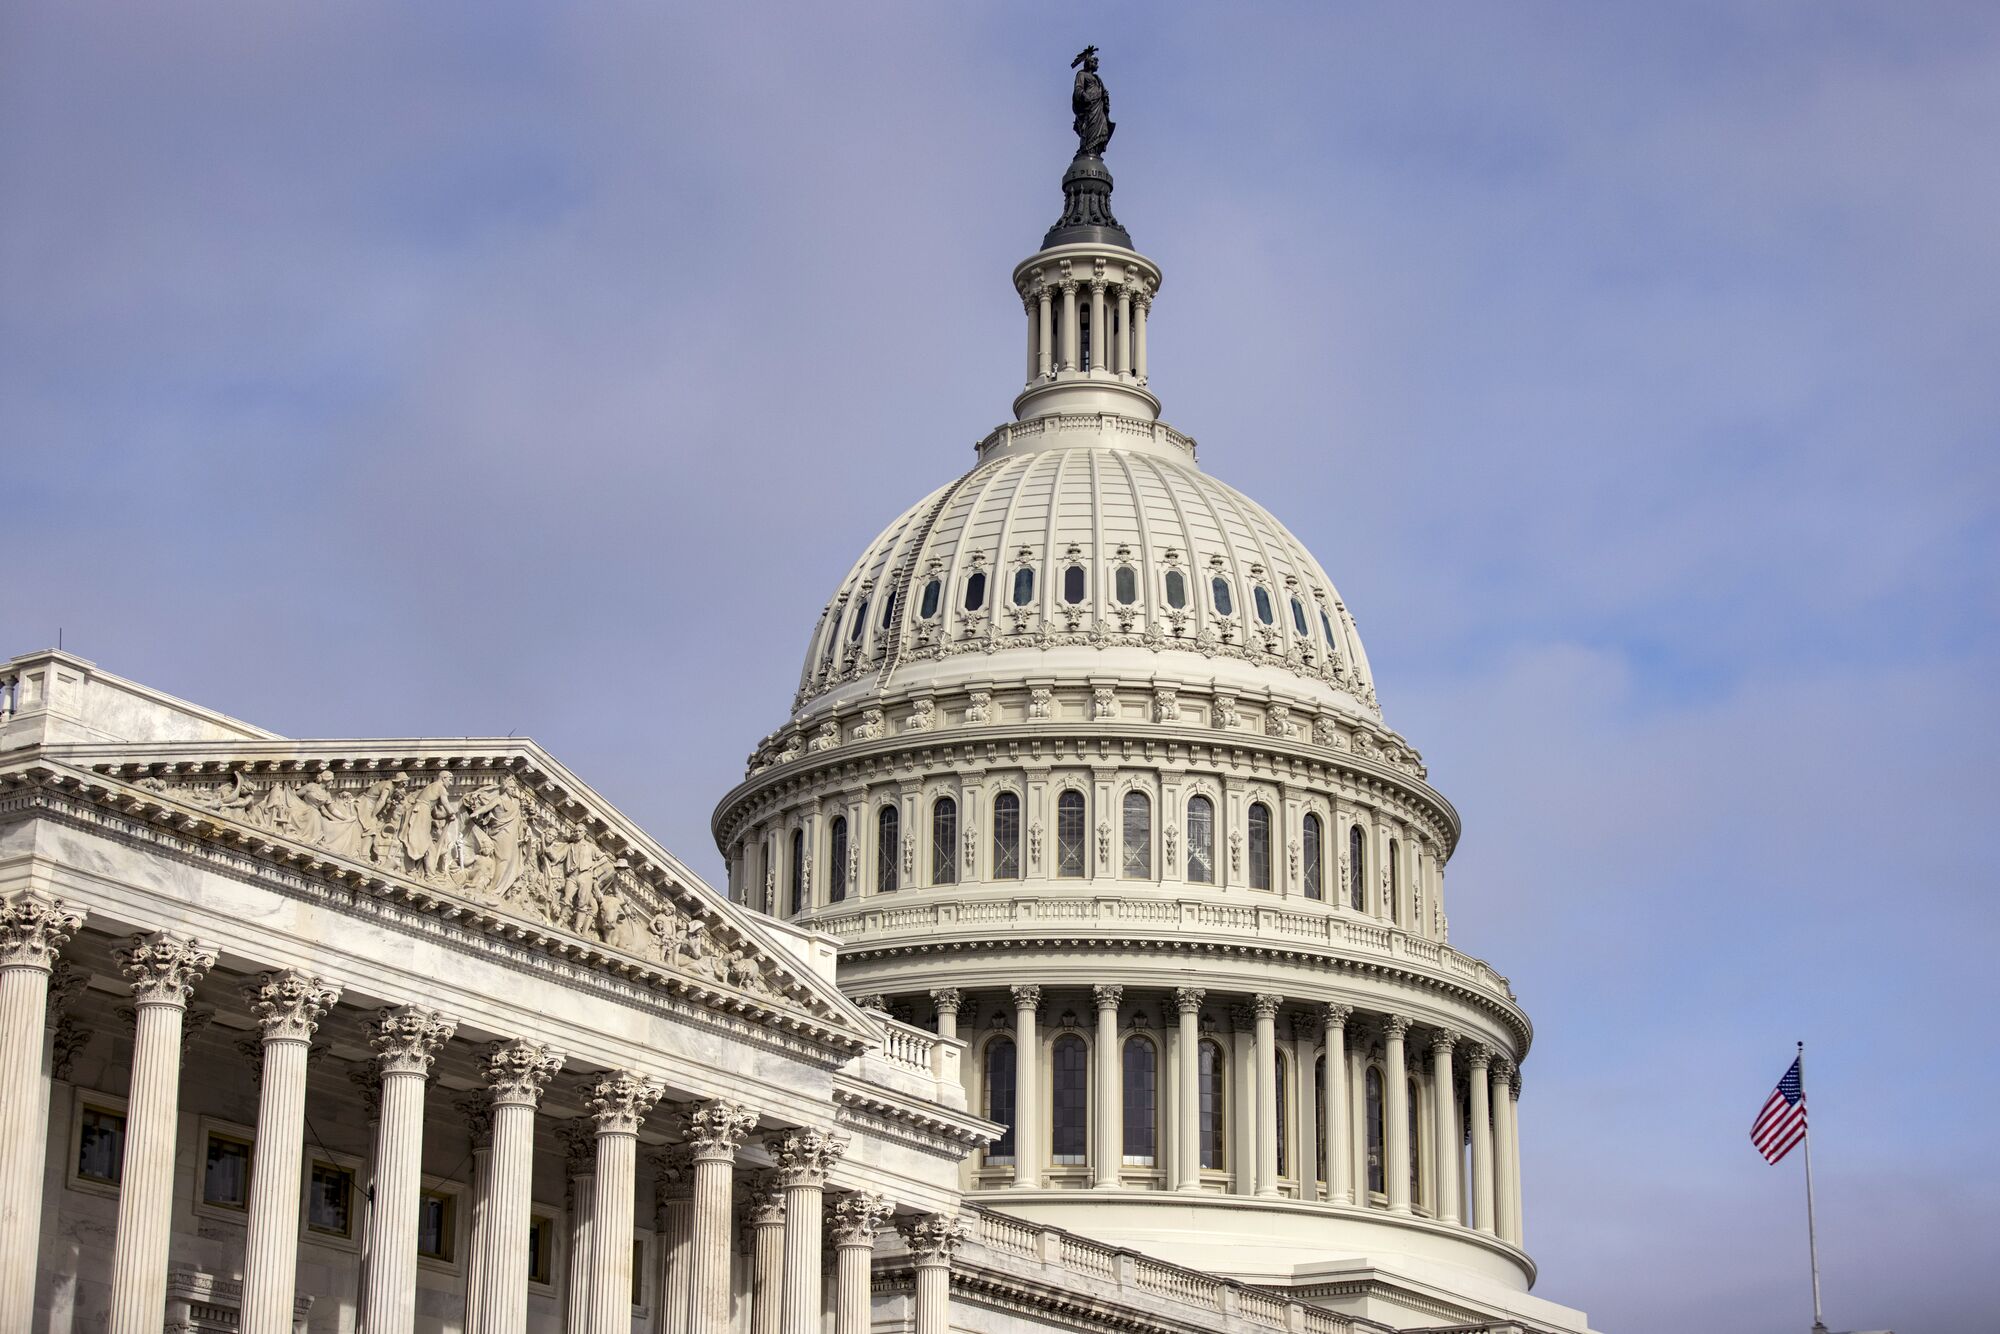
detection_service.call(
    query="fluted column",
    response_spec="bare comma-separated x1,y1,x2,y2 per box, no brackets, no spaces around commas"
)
240,971,339,1334
1229,1006,1255,1196
1088,280,1107,373
1492,1058,1519,1245
930,987,961,1043
457,1096,494,1334
767,1128,849,1334
0,892,82,1330
1322,1006,1352,1204
478,1041,563,1334
1024,294,1039,383
1382,1016,1412,1215
1465,1044,1494,1235
1508,1071,1525,1244
1173,988,1202,1191
1134,294,1150,383
561,1120,597,1334
586,1073,663,1334
649,1148,693,1334
1428,1030,1460,1226
1290,1013,1319,1200
1010,985,1040,1189
1116,286,1133,377
746,1174,787,1334
685,1100,756,1334
828,1193,892,1334
358,1006,455,1334
1036,290,1054,379
108,933,215,1334
1060,281,1079,371
1092,985,1122,1188
898,1213,968,1334
1252,994,1282,1198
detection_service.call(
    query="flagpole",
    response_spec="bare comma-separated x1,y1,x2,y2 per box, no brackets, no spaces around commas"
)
1799,1040,1827,1334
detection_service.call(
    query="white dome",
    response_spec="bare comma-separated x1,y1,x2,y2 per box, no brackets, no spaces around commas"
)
793,413,1380,723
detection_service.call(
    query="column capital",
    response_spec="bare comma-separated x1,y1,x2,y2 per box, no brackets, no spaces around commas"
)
482,1039,564,1108
1230,1003,1257,1033
763,1127,850,1187
1252,992,1284,1020
744,1171,788,1226
1009,984,1042,1012
559,1117,597,1178
0,891,84,971
1490,1055,1518,1082
897,1212,970,1266
684,1099,757,1162
1463,1041,1493,1071
929,987,962,1016
242,969,340,1043
826,1192,894,1247
648,1144,694,1202
1174,986,1205,1015
1510,1070,1523,1099
1092,984,1123,1011
1381,1014,1414,1042
1322,1002,1353,1029
117,932,215,1006
368,1005,454,1077
589,1071,664,1136
48,959,89,1020
347,1064,382,1120
1289,1011,1323,1042
453,1092,495,1149
1428,1028,1459,1057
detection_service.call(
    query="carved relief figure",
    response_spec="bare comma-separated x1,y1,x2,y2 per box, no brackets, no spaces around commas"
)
401,772,460,879
463,776,525,900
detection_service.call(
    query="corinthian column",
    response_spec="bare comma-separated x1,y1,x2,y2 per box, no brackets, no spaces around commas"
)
587,1072,663,1334
929,988,961,1043
108,933,215,1334
648,1147,693,1334
827,1192,892,1334
1010,985,1040,1189
1173,987,1203,1192
0,891,82,1331
240,970,339,1334
685,1100,757,1334
455,1096,494,1334
1508,1070,1525,1244
1252,994,1282,1198
1381,1015,1413,1216
1092,985,1122,1188
477,1040,562,1334
1465,1044,1494,1235
765,1128,850,1334
1428,1030,1460,1226
1492,1058,1519,1245
898,1212,967,1334
357,1006,456,1334
1323,1005,1352,1205
745,1173,787,1334
561,1119,597,1334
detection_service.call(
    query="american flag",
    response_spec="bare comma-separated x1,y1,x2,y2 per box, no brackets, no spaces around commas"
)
1752,1056,1808,1164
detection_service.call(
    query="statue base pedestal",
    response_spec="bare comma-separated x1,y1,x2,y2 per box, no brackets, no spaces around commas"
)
1043,155,1132,249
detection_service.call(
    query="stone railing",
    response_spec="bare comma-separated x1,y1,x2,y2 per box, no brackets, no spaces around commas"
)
814,892,1516,1004
960,1205,1369,1333
870,1011,963,1085
976,411,1198,462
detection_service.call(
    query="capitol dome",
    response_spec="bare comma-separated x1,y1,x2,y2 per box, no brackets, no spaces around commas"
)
713,82,1568,1334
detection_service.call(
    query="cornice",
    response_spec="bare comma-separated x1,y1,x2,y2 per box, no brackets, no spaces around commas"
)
829,1079,996,1156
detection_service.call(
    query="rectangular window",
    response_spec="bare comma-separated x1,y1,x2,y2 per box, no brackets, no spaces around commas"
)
201,1131,253,1209
528,1213,555,1285
418,1189,457,1262
76,1104,127,1186
308,1161,355,1238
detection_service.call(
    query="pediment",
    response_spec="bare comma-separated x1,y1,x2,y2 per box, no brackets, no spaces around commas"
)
11,740,872,1052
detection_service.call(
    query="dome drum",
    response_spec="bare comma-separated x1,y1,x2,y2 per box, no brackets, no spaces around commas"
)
1012,244,1163,424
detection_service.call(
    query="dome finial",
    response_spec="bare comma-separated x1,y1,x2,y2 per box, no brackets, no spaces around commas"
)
1045,46,1131,248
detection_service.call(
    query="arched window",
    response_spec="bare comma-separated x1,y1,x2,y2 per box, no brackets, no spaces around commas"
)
882,591,900,630
964,571,988,612
1186,795,1215,884
1275,1050,1290,1178
1199,1039,1227,1170
1052,1035,1088,1165
1012,567,1035,606
789,828,805,914
828,816,849,903
1388,838,1402,925
1253,585,1275,625
1314,1055,1327,1184
985,1039,1016,1163
1408,1077,1423,1204
917,578,941,620
1121,791,1151,878
1348,824,1366,911
1248,802,1272,890
1365,1067,1385,1196
1165,568,1188,609
1302,813,1323,900
1056,791,1086,878
992,792,1022,879
1210,576,1234,617
1122,1037,1157,1165
1290,596,1309,637
1321,607,1339,648
1114,566,1138,605
877,806,900,894
931,797,958,885
1063,565,1086,605
848,601,869,642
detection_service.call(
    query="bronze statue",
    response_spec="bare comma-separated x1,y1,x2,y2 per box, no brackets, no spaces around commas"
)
1071,46,1114,158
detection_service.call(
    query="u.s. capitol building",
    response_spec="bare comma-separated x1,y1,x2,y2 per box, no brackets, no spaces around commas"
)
0,58,1600,1334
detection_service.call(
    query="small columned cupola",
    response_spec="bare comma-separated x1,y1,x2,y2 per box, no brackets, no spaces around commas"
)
1011,47,1163,427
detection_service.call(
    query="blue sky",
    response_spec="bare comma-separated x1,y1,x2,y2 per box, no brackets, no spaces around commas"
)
4,6,1996,1332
